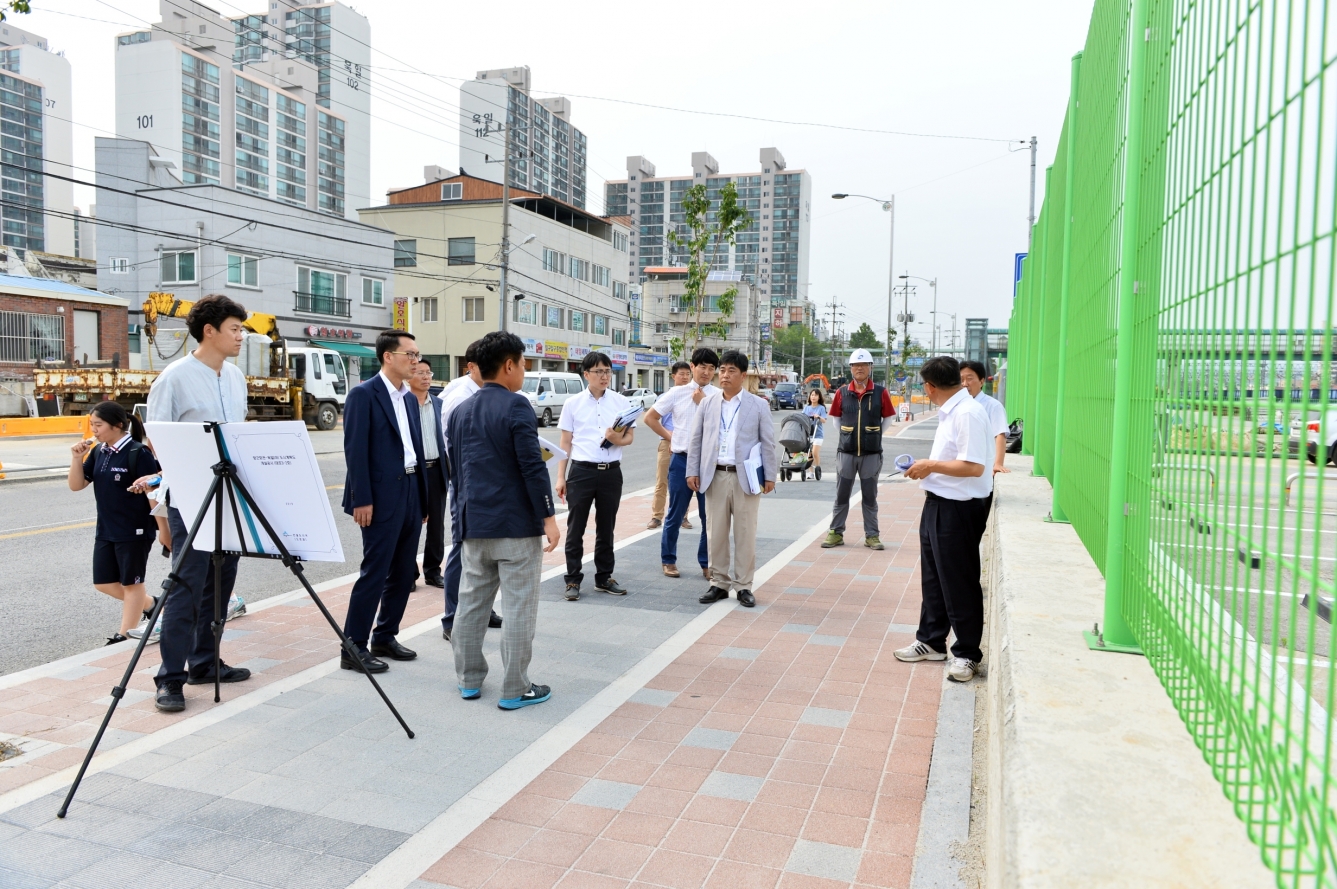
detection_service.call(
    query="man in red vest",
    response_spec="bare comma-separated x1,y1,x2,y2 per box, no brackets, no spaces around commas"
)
821,349,896,551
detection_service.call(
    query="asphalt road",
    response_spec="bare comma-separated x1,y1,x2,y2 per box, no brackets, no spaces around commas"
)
9,411,916,677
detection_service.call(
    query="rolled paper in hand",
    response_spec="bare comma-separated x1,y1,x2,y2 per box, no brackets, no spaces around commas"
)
894,454,915,474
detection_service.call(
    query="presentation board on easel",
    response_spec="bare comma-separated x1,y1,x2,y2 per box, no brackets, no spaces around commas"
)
144,421,344,562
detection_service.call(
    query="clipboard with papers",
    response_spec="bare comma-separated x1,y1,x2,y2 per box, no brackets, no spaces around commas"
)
741,443,766,495
599,404,643,450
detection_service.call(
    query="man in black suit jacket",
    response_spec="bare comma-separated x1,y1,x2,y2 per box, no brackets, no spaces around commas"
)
340,330,428,673
409,362,448,588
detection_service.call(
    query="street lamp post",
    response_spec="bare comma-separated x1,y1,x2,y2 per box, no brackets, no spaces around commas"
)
831,193,894,386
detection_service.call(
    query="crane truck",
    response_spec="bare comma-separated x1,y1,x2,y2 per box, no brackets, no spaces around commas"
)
32,292,352,430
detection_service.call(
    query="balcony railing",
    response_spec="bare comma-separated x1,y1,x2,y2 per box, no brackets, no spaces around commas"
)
294,290,350,317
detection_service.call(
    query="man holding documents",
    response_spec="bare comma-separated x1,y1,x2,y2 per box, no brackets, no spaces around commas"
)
556,352,635,600
687,350,777,608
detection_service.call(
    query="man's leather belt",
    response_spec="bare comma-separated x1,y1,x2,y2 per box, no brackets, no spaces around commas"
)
425,460,439,468
574,460,621,470
716,464,738,473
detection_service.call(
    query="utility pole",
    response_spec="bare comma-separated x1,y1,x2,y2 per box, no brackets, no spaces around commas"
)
1027,135,1038,250
499,121,511,332
884,197,895,387
823,297,844,381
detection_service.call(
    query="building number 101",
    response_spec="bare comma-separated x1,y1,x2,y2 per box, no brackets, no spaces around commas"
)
136,114,153,129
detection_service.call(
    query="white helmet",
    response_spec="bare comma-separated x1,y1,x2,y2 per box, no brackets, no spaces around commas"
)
848,348,874,365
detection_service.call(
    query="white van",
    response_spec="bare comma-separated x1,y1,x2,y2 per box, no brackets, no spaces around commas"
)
522,371,586,426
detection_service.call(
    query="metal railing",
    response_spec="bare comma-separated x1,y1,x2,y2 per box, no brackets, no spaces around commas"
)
293,290,350,318
1009,1,1337,883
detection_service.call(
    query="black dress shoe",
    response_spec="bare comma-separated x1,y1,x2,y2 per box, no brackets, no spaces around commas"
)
341,648,388,673
442,625,452,642
699,586,729,604
370,638,418,660
489,612,503,629
737,589,756,608
155,681,185,712
186,663,252,685
424,576,445,588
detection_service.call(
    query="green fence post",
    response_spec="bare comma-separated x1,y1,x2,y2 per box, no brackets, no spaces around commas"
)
1031,167,1055,478
1087,0,1147,655
1047,52,1082,525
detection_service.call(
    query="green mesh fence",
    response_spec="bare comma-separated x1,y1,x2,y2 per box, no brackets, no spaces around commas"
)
1009,0,1337,882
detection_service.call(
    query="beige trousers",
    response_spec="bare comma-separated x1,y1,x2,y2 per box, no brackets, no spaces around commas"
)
652,438,671,520
705,469,761,590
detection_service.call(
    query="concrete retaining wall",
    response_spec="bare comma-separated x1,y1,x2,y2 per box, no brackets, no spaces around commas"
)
984,457,1274,888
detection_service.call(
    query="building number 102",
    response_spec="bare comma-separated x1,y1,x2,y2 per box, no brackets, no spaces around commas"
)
136,114,153,129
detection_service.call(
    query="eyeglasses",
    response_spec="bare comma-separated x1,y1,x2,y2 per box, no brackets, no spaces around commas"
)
586,368,612,377
390,351,422,361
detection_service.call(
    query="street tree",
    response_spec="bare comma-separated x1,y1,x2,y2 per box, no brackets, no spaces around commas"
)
771,323,827,379
667,182,751,352
848,322,883,351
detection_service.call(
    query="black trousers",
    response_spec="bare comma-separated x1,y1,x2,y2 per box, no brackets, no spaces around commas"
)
917,491,992,662
156,505,240,687
564,462,623,586
422,462,447,581
343,476,422,648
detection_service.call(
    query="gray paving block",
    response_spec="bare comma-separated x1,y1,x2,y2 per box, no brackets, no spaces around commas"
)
887,565,914,572
1,795,64,829
198,876,268,889
222,629,254,640
51,664,104,682
698,771,764,802
106,751,184,781
38,804,163,849
139,860,225,889
809,635,847,647
831,568,859,575
124,821,221,860
100,783,218,821
681,727,739,750
570,778,642,811
57,772,135,804
0,865,52,889
889,623,919,634
0,833,107,880
283,855,370,889
785,839,862,882
227,806,310,843
785,587,815,596
720,647,761,660
219,843,317,887
855,574,883,582
234,658,282,675
160,829,266,870
318,823,409,863
789,560,814,567
262,811,358,854
801,707,853,728
62,851,163,889
782,623,818,634
629,687,679,708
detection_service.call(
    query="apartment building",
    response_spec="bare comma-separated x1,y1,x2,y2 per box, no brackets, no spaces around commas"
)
359,172,631,384
638,267,759,370
114,0,369,220
0,23,73,256
604,147,811,333
96,137,395,373
458,66,588,210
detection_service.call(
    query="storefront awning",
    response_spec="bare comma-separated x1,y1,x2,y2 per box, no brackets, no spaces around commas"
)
308,340,376,360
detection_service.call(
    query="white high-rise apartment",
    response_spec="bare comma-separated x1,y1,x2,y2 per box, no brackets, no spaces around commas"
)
605,148,811,330
458,66,588,210
0,22,73,255
114,0,369,219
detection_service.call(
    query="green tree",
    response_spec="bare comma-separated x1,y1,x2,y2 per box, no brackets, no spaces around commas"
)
667,182,751,351
848,322,883,351
1,2,30,22
771,323,827,379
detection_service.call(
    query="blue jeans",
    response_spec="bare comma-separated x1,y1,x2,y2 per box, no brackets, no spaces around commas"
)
661,451,707,567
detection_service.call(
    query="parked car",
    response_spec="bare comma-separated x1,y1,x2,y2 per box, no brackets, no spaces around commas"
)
758,388,776,409
622,388,658,410
773,381,801,410
1306,406,1337,465
521,371,586,426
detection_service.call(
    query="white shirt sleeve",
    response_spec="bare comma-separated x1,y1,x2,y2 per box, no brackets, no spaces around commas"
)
956,406,991,467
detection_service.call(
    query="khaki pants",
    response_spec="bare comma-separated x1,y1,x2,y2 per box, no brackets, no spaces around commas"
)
705,469,761,590
652,438,671,520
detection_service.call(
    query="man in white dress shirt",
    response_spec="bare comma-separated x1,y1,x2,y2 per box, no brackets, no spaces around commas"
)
643,348,720,579
437,341,501,641
896,356,994,683
555,352,635,600
960,360,1010,484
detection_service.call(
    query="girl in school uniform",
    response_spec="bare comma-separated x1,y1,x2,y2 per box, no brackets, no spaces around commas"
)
67,402,164,645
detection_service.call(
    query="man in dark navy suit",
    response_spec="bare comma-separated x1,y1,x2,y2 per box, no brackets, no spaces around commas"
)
409,361,448,589
340,329,428,673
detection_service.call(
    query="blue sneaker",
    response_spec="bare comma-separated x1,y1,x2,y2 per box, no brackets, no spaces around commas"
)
498,683,551,710
459,687,480,700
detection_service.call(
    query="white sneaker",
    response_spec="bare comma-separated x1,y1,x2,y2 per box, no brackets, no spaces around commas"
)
948,657,978,682
127,618,161,644
893,641,947,662
226,595,246,621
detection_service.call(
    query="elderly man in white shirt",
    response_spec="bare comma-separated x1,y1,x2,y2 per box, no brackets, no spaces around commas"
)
960,359,1011,481
643,347,721,579
555,352,635,600
436,341,501,641
896,356,994,683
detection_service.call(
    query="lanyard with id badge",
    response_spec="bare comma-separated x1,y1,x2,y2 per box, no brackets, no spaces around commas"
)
718,400,740,462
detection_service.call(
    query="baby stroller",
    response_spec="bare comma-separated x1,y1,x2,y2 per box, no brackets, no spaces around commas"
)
778,412,821,482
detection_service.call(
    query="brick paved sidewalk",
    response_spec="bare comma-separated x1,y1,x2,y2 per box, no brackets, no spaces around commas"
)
414,480,937,889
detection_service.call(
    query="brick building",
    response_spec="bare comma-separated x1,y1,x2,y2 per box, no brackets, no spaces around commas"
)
0,273,129,380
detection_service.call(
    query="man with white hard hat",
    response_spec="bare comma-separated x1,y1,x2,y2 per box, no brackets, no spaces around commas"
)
821,348,897,550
